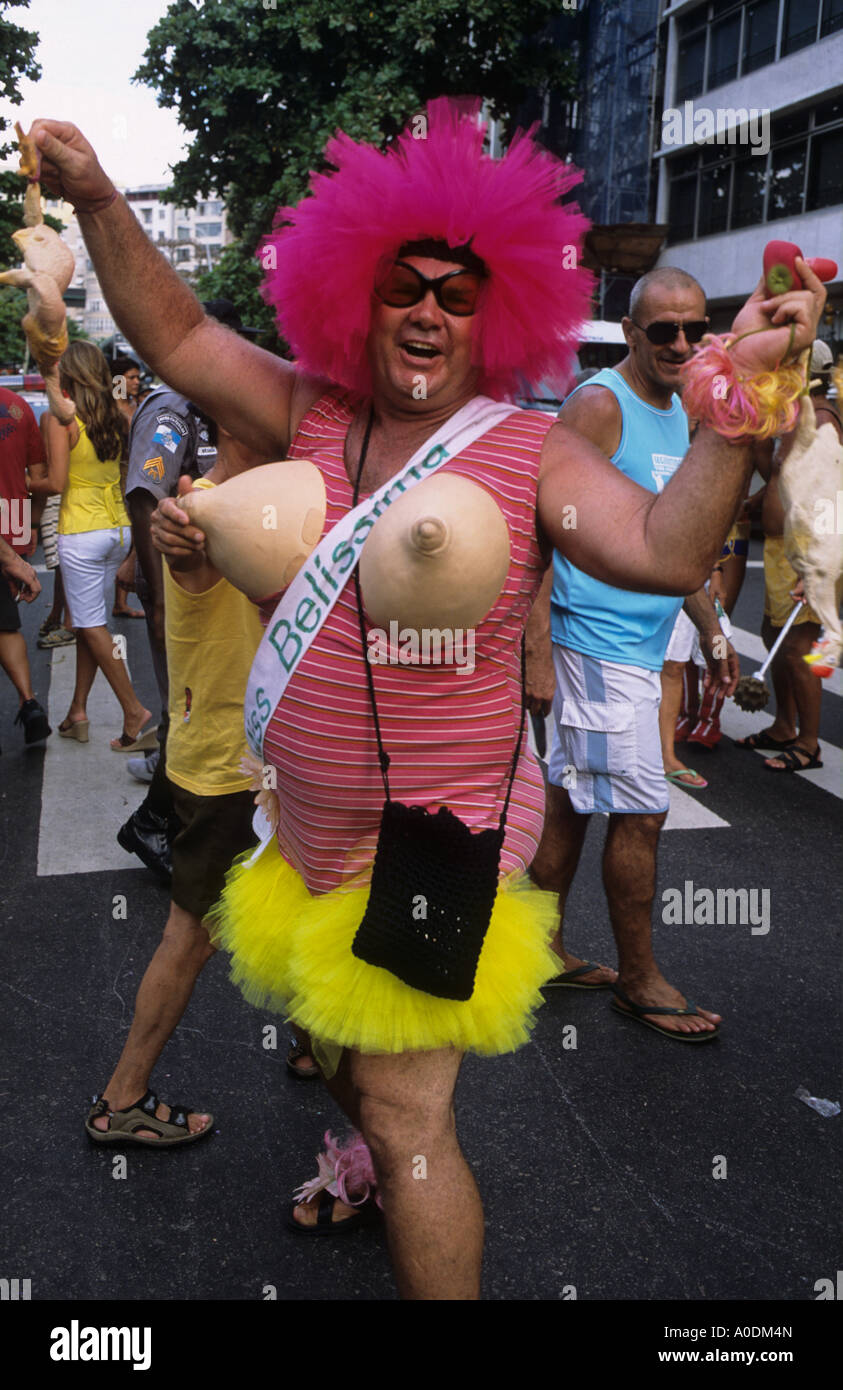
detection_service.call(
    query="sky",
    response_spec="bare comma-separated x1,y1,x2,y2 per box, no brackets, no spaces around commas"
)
3,0,189,187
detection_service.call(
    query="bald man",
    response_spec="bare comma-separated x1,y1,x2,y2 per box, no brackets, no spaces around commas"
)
527,267,738,1041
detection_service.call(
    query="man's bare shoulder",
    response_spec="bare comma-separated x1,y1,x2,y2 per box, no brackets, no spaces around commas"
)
556,381,622,453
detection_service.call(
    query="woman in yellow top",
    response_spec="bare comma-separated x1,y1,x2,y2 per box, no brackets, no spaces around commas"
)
39,342,153,749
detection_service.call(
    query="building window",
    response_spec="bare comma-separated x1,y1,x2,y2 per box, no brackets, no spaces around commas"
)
667,152,698,242
194,222,223,239
782,0,820,53
175,248,192,264
731,155,767,227
767,140,808,220
807,125,843,209
698,148,732,235
742,0,779,73
676,31,706,101
822,0,843,36
673,0,839,97
177,225,191,240
708,12,742,88
665,104,843,241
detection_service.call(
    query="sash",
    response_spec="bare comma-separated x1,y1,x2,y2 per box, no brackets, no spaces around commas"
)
242,395,516,860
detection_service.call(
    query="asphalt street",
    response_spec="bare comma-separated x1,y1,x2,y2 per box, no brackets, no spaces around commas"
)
1,542,840,1308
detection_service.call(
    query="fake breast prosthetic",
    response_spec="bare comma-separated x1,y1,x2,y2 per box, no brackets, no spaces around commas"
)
358,473,511,631
778,391,843,673
178,460,327,600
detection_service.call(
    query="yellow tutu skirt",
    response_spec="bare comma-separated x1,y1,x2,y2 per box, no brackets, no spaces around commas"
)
207,837,560,1067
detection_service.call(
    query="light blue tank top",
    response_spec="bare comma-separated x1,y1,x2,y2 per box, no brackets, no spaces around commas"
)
551,368,689,671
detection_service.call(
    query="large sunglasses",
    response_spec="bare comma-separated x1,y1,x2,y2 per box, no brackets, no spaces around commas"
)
374,260,486,317
631,318,710,345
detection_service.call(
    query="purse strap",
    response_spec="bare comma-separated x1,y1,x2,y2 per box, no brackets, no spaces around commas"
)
351,406,527,835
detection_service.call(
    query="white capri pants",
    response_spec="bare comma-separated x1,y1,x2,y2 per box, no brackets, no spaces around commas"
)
57,527,130,628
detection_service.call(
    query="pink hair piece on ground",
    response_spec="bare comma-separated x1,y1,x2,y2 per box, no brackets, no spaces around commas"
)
259,98,594,401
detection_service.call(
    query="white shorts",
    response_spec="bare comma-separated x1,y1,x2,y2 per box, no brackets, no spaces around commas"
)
57,528,130,628
547,644,668,814
664,601,733,665
664,608,703,665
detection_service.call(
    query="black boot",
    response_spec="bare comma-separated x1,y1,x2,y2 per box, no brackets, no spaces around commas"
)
117,802,173,883
15,698,51,745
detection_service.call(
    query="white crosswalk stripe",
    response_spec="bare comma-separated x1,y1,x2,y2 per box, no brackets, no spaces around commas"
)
528,709,731,830
730,624,843,697
38,646,147,876
719,701,842,797
530,622,842,821
39,616,840,875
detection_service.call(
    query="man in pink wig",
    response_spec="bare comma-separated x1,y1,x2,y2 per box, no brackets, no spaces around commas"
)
28,102,824,1299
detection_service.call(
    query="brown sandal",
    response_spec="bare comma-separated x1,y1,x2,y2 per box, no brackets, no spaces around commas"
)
85,1091,214,1146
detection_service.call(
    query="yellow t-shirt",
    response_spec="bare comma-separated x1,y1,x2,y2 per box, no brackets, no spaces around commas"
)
57,417,129,535
163,493,263,796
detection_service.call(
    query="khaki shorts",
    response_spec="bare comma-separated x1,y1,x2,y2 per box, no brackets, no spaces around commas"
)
763,536,819,627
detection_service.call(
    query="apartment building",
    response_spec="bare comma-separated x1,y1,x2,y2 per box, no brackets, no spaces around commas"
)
48,186,232,345
655,0,842,344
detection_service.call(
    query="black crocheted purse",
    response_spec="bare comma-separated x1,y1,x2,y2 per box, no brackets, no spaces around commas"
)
348,410,524,1001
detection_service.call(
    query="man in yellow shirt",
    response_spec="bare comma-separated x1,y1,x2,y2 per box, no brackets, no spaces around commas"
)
85,431,265,1145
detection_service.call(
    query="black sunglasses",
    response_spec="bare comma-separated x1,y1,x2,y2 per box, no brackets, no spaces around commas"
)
374,260,486,317
631,318,709,345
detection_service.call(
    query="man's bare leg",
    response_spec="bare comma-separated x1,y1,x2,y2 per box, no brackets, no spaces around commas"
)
660,659,703,780
354,1047,481,1299
762,616,798,740
603,811,720,1035
529,781,615,983
91,902,215,1138
0,631,35,703
293,1047,483,1299
765,622,822,768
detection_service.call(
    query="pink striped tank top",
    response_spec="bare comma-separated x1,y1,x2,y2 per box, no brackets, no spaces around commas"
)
259,390,553,894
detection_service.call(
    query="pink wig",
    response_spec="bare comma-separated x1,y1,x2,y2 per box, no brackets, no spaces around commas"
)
259,98,593,401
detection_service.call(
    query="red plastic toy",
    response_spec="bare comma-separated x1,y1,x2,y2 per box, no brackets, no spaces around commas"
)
763,240,838,296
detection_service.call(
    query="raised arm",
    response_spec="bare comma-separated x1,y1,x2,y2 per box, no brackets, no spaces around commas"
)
40,411,73,495
29,119,304,458
538,262,825,594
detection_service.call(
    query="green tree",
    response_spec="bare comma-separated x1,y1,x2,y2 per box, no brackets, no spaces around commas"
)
136,0,577,347
0,0,42,266
0,286,27,365
0,0,69,365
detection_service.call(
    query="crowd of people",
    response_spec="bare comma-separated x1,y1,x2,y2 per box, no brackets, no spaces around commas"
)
0,101,833,1299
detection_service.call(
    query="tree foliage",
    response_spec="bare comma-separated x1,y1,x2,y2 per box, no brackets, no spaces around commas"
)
0,286,27,365
0,0,43,267
136,0,577,347
0,0,67,365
